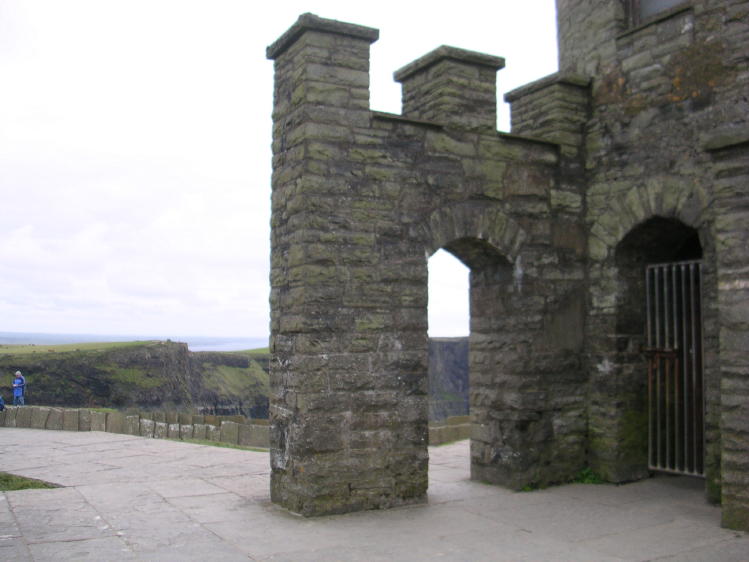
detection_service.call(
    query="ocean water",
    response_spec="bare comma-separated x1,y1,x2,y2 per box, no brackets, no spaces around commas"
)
0,332,268,352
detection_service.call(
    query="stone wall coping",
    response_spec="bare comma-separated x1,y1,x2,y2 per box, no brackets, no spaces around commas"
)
504,72,591,102
266,12,379,60
497,131,560,150
701,126,749,152
371,111,444,130
394,45,505,83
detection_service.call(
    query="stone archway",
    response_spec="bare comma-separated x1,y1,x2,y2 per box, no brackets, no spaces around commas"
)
267,13,587,516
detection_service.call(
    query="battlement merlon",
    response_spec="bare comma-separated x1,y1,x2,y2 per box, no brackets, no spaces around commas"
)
266,13,379,60
395,46,505,133
266,14,379,128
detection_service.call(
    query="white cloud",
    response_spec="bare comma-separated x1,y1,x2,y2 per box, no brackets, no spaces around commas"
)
0,0,557,338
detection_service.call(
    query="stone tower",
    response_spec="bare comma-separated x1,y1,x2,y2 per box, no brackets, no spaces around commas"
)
267,1,749,531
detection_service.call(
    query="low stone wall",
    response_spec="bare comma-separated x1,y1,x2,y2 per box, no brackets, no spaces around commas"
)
428,415,471,446
0,406,269,449
1,406,467,449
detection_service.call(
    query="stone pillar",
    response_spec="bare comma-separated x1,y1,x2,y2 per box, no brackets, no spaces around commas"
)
267,14,428,516
704,130,749,531
394,46,505,133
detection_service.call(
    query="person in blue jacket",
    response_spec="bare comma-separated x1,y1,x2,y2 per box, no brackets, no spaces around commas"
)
13,370,25,406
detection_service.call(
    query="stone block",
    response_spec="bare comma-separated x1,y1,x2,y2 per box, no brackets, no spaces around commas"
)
106,411,125,434
153,411,166,423
179,424,194,440
4,407,17,427
15,407,31,428
45,408,63,430
63,409,80,431
30,407,50,429
238,423,270,448
0,409,5,426
206,425,221,442
192,423,208,440
124,415,140,436
140,418,155,438
154,421,168,439
167,423,181,439
90,411,107,432
220,421,240,444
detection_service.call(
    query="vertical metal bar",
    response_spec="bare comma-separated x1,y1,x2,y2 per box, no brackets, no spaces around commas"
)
690,262,698,474
664,266,670,349
655,267,661,349
664,266,672,469
646,267,654,467
665,348,671,469
672,264,680,471
694,262,705,475
655,267,662,468
646,267,653,348
681,263,690,472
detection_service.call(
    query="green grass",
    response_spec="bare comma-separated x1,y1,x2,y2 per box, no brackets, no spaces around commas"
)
0,472,58,491
573,467,606,484
0,340,159,355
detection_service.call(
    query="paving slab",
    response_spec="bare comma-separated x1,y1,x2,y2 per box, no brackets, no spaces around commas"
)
0,429,746,561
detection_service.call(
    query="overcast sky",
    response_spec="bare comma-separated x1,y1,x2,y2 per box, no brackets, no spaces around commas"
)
0,0,558,340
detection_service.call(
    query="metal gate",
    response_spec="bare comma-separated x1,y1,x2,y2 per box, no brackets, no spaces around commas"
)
645,260,704,477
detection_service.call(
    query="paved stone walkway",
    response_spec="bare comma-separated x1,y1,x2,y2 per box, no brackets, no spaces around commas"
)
0,429,747,561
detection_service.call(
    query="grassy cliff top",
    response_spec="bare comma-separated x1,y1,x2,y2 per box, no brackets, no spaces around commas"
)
0,341,270,356
0,340,160,355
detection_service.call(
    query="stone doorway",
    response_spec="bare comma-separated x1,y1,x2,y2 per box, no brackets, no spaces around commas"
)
609,217,705,482
644,260,705,477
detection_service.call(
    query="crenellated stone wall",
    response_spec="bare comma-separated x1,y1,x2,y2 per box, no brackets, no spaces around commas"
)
267,4,749,530
267,13,587,517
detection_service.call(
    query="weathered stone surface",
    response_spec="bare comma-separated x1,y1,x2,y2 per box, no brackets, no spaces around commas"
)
267,6,749,528
139,418,155,438
167,423,180,439
179,424,193,440
238,423,269,448
90,411,107,432
219,421,239,444
62,409,79,431
106,411,125,434
206,424,221,442
154,421,168,439
45,408,63,430
30,407,50,429
124,415,140,436
192,423,208,440
15,407,31,428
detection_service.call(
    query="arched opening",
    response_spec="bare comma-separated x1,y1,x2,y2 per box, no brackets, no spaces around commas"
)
613,216,704,479
426,237,520,482
428,249,469,423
